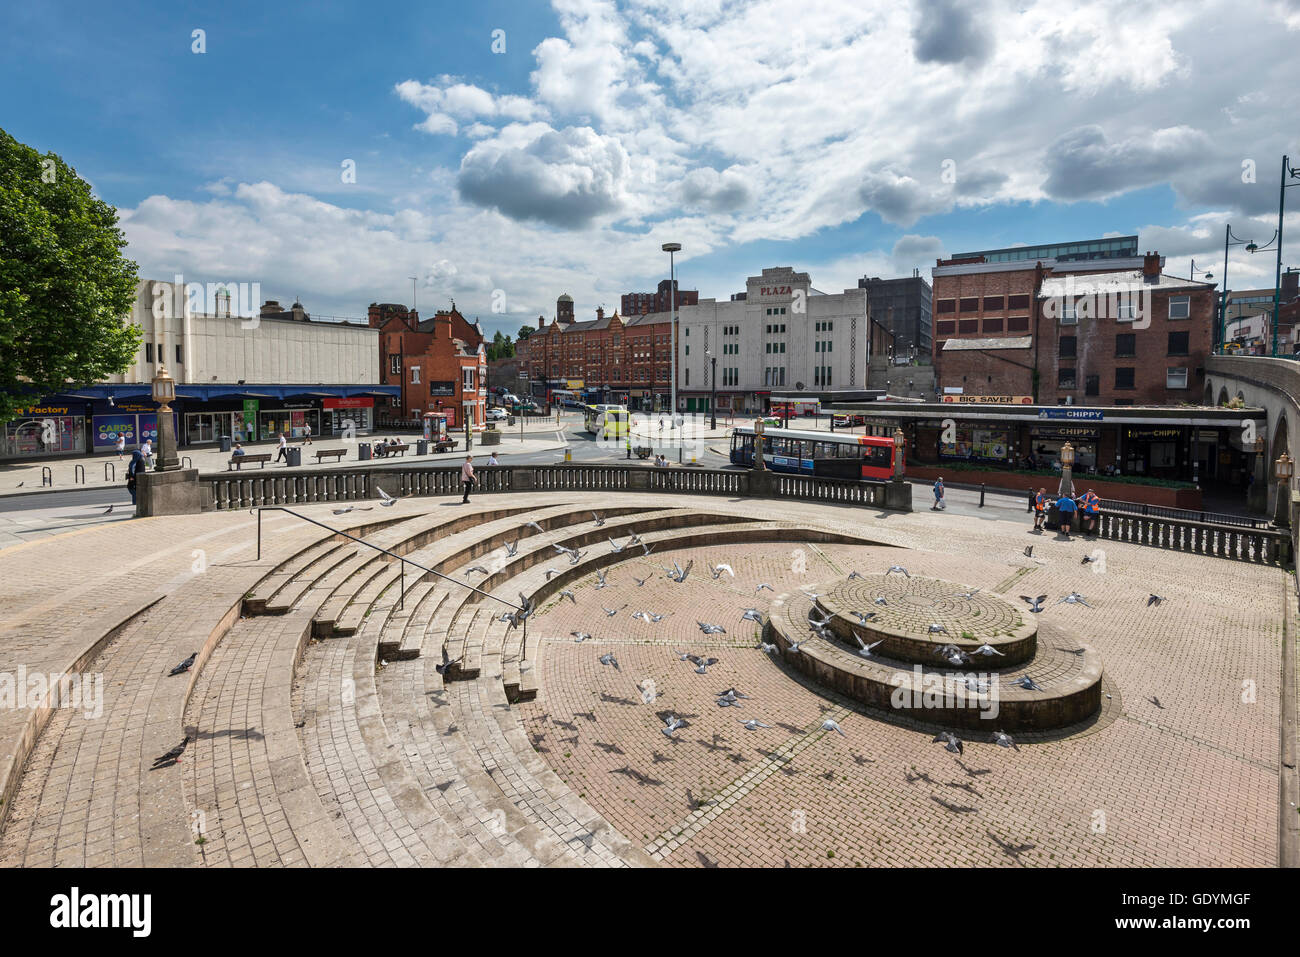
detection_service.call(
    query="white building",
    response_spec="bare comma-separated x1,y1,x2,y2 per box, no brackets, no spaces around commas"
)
672,267,871,414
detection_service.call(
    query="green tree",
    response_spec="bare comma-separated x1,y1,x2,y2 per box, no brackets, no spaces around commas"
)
0,128,141,422
516,324,535,341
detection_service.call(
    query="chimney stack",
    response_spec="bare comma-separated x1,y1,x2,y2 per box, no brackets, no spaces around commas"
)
1142,252,1161,282
596,306,604,320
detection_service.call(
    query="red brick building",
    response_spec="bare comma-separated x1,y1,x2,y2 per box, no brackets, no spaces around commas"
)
621,279,698,317
368,302,486,427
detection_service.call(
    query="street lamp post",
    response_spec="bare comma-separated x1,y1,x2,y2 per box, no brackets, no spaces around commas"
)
753,417,766,471
151,365,180,471
706,350,717,431
1270,156,1300,357
1219,225,1278,353
662,241,682,463
892,427,906,482
1274,452,1294,528
1058,440,1075,499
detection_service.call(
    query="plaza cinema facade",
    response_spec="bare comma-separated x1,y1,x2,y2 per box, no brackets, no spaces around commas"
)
0,279,398,461
837,398,1266,499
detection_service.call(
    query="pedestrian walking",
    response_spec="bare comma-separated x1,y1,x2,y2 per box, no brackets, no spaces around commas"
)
487,452,499,466
1055,492,1077,538
1033,487,1047,530
126,448,146,506
931,476,945,511
115,434,126,460
275,432,289,463
302,422,312,446
140,438,153,468
460,455,476,503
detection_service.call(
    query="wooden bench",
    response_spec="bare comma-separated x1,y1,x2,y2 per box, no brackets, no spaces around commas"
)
228,453,272,470
374,443,409,458
314,448,347,464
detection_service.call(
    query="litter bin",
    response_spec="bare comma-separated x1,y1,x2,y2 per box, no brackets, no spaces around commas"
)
358,442,371,461
286,447,302,468
219,435,232,453
507,416,515,427
416,439,428,456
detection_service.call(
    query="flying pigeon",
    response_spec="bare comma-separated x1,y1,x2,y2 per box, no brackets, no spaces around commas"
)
740,608,764,624
632,575,649,587
1148,695,1164,709
571,631,592,643
435,646,460,675
1147,594,1165,607
627,533,642,545
567,549,586,565
709,563,735,579
1021,595,1048,613
168,652,197,676
992,730,1019,751
738,719,772,731
376,486,397,507
933,730,963,755
821,718,846,737
591,511,605,526
786,639,806,654
847,570,865,580
504,540,518,557
757,641,777,653
873,596,888,606
962,676,992,694
594,568,608,589
666,560,694,583
609,537,628,554
952,588,981,600
104,505,114,514
808,610,833,628
602,605,625,617
465,565,489,577
544,568,562,580
660,714,686,737
849,610,877,626
559,590,577,604
641,542,655,556
1011,675,1044,692
152,735,191,767
927,623,948,635
599,652,620,670
886,565,910,578
1081,554,1096,565
755,583,774,593
972,643,1005,657
716,687,751,701
686,654,719,675
1056,592,1093,608
525,521,544,532
852,631,883,658
1023,545,1033,558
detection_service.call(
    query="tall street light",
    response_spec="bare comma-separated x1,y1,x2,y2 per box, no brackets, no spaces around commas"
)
151,365,180,471
1219,225,1277,353
662,241,682,462
705,349,717,430
1270,156,1300,357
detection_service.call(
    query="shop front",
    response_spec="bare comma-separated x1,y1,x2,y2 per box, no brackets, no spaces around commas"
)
2,404,87,458
939,424,1013,464
1027,425,1102,472
1120,426,1187,479
323,396,374,435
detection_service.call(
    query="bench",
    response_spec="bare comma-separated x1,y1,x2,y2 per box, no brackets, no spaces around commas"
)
315,448,347,464
374,443,409,458
228,453,272,470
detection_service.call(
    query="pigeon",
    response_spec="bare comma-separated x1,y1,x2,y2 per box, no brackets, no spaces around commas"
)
1148,695,1164,709
377,486,397,507
755,583,774,593
1056,592,1093,608
666,560,694,584
602,605,625,618
1147,594,1165,607
609,537,628,554
504,540,518,557
571,631,592,643
821,719,846,737
952,588,980,600
962,675,992,694
1021,595,1048,613
808,610,833,628
849,610,877,626
660,714,687,737
559,590,577,604
927,623,948,635
152,736,191,767
674,650,695,662
886,565,910,578
1082,553,1100,565
16,482,23,488
847,570,865,580
992,730,1020,751
716,687,751,701
938,645,971,667
544,568,562,580
933,731,963,755
852,631,883,658
104,505,114,514
435,646,460,675
591,511,605,526
525,521,544,532
594,568,609,589
632,575,649,587
757,641,777,653
873,596,888,606
465,565,489,577
567,549,586,565
738,719,772,731
709,563,735,579
1011,675,1044,692
627,533,642,545
686,654,719,674
168,652,197,676
599,652,620,670
641,542,655,557
786,639,806,654
632,610,665,623
715,696,742,708
1023,545,1033,557
331,505,371,514
552,544,573,556
740,608,764,624
972,643,1005,657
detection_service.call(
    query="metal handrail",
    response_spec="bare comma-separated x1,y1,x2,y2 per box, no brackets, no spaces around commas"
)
254,505,530,658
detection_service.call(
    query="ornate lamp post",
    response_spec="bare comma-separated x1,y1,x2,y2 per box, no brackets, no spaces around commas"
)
1274,452,1294,528
892,426,906,482
753,417,766,471
1058,440,1075,499
1269,156,1300,357
151,365,180,471
705,350,717,431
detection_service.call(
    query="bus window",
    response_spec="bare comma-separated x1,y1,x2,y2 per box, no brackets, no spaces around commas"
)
816,442,837,458
862,445,891,467
741,434,753,451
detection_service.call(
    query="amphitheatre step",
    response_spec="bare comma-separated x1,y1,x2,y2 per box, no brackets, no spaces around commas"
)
374,579,439,661
766,585,1103,733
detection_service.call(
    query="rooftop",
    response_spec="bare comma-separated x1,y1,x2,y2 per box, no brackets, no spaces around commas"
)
941,335,1032,351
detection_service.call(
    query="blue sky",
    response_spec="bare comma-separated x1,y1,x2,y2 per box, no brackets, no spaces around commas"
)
3,0,1298,336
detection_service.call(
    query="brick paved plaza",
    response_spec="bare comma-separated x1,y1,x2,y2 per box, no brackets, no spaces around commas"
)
0,488,1288,868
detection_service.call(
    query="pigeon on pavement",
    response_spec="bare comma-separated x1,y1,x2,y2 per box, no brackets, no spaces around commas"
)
168,652,197,676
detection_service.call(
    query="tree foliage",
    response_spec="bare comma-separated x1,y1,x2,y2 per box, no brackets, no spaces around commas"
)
486,330,515,362
0,128,141,421
516,324,536,341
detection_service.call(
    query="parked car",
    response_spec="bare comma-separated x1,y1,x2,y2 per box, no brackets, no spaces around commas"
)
485,407,508,422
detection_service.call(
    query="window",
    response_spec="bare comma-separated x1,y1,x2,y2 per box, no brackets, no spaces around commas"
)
462,368,476,391
983,296,1004,311
1116,333,1136,357
1059,335,1076,358
1168,296,1190,319
685,345,690,356
1008,294,1030,310
936,320,956,335
1059,300,1078,324
389,354,401,376
1167,367,1189,389
982,317,1004,333
1116,296,1136,321
959,297,979,312
936,299,956,314
1058,368,1076,388
145,342,154,363
175,344,183,364
685,368,689,386
1007,316,1029,332
958,319,979,334
1115,367,1135,390
1085,374,1099,396
411,365,421,384
1167,331,1189,355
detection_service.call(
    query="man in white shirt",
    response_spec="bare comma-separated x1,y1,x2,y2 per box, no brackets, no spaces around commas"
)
460,456,476,503
140,438,153,467
276,432,289,464
487,452,499,466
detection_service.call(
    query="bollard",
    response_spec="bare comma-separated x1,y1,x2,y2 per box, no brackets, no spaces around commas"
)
41,466,52,487
74,464,85,484
104,462,115,482
979,483,985,508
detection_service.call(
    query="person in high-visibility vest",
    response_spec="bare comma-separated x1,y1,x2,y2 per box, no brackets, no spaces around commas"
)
1033,487,1047,530
1080,489,1100,534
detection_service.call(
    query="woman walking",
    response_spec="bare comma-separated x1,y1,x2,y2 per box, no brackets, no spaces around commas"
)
125,448,146,506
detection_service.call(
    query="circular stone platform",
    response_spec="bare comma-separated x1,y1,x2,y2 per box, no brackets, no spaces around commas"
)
815,574,1036,666
769,578,1104,732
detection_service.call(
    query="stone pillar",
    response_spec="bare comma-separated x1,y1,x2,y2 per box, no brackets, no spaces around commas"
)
136,468,203,517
